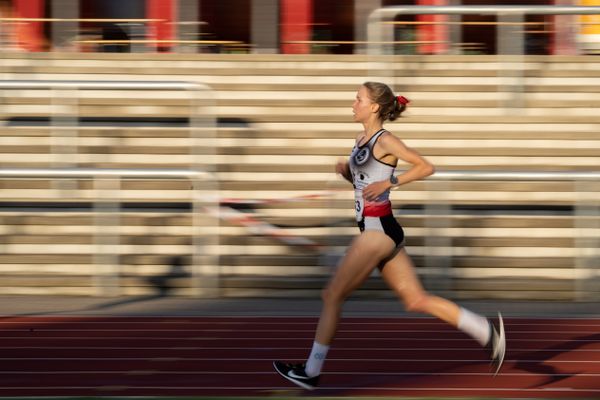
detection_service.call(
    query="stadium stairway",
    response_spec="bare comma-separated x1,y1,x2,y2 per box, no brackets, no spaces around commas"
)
0,53,599,300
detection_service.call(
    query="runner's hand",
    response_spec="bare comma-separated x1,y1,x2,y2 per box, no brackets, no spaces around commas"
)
363,180,392,201
335,159,352,183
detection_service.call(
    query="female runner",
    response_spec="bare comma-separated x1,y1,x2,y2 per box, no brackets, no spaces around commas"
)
274,81,506,390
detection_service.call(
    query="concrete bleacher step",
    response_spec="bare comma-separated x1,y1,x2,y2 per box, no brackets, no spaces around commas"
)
5,92,600,109
3,97,600,120
1,125,599,173
2,52,599,70
6,135,600,157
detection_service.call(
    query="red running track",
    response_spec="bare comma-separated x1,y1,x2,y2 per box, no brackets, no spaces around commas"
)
0,316,598,397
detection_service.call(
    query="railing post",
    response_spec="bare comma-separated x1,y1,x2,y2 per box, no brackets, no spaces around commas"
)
574,179,600,301
497,11,524,55
93,174,121,297
367,9,396,92
188,83,220,297
355,0,382,55
51,0,80,51
126,22,147,53
51,84,78,192
424,178,453,296
251,0,280,54
447,0,462,55
497,11,526,111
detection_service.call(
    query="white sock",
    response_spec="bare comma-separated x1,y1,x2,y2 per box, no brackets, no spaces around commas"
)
304,341,329,377
457,307,491,347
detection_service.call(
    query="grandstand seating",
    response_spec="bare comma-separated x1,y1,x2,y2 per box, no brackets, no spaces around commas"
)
0,53,599,300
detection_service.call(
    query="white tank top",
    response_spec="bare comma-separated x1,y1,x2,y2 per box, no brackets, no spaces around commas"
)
348,129,396,221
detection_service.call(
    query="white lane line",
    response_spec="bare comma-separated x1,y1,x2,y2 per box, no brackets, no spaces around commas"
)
2,336,599,343
0,357,596,363
2,328,599,334
0,327,600,340
313,387,600,393
4,315,597,318
0,386,597,393
2,317,598,323
2,320,599,327
1,345,598,352
1,371,600,377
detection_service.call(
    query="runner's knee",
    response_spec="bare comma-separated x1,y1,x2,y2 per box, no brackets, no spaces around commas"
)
404,293,431,313
321,285,347,306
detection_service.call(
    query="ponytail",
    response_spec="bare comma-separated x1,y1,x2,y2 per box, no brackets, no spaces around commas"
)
363,81,409,122
389,95,410,121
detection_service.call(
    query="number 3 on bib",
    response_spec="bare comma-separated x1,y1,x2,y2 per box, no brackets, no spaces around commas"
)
355,198,363,221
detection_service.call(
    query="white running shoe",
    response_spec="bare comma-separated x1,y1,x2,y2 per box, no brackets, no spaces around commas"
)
486,312,506,376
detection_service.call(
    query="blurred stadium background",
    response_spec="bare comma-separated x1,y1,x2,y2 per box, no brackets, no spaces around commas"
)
0,0,599,302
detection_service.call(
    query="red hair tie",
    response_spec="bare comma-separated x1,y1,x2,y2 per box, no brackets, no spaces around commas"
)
396,95,410,105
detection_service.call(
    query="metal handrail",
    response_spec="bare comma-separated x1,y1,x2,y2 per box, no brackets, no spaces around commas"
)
0,167,218,298
0,80,206,91
409,168,599,302
431,170,600,182
367,5,600,55
2,167,598,299
370,5,600,17
0,167,211,180
0,79,217,298
3,168,599,182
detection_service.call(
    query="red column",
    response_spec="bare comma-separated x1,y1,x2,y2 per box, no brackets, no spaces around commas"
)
552,0,577,55
417,0,448,55
280,0,313,54
14,0,45,51
147,0,176,52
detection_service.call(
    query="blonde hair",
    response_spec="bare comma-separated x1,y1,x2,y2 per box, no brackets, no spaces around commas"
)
363,81,408,122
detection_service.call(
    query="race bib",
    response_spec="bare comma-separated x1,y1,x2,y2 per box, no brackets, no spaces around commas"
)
354,190,363,221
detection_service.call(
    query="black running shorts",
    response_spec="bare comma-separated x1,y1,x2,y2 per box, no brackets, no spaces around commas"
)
357,213,405,247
